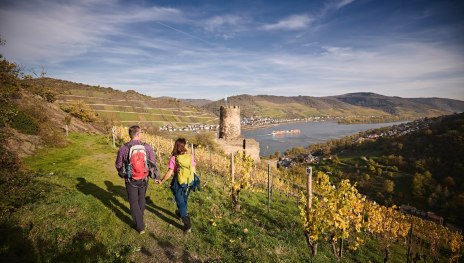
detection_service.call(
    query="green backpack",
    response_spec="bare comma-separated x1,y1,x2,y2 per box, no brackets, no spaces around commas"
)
176,154,194,186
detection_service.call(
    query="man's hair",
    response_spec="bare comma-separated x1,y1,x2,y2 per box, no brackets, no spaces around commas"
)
172,138,187,156
128,125,141,139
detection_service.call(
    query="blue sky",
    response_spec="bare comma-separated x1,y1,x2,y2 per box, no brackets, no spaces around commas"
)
1,0,463,100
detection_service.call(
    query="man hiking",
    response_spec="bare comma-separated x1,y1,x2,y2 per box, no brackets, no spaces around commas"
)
115,125,156,234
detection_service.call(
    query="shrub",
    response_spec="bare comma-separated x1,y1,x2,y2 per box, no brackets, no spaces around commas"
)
0,56,21,90
180,131,219,151
60,100,98,122
9,109,39,135
0,104,17,128
0,133,48,218
36,87,58,103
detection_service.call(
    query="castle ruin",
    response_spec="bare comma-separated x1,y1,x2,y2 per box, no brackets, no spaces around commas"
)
219,105,241,140
217,105,260,162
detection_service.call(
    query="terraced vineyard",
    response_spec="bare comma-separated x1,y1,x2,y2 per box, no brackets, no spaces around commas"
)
24,78,218,128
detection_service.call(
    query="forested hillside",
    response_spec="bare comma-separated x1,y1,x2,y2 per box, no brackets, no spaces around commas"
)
287,113,464,226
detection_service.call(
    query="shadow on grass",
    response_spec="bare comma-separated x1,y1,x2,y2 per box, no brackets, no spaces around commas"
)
76,178,133,227
0,222,36,262
101,179,184,230
0,222,127,263
145,196,184,230
148,232,201,263
46,230,124,263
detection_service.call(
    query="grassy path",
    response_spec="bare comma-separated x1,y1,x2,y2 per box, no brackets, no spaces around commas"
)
19,134,201,262
13,133,316,262
3,133,412,262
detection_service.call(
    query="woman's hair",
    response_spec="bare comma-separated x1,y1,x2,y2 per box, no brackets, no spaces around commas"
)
172,138,187,156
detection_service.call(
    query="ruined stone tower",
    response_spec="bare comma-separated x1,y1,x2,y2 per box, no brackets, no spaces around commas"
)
217,105,260,162
219,105,241,140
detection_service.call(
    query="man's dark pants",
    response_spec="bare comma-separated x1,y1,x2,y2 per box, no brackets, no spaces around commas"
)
125,179,147,232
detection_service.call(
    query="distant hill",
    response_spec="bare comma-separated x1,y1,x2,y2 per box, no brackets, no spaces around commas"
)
19,78,464,127
409,97,464,113
203,93,464,121
23,78,218,129
203,94,390,119
332,92,464,117
180,98,213,107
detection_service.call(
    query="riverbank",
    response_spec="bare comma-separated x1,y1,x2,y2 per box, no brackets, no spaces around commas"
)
242,116,413,131
241,119,327,131
242,121,405,156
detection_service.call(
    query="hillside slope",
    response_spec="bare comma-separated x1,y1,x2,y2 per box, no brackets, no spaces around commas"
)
2,133,419,262
179,98,213,107
1,58,103,158
333,92,464,117
302,113,464,226
5,89,103,157
203,93,464,121
23,78,218,129
204,94,390,119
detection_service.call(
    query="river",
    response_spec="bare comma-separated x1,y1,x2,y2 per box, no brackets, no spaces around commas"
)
242,121,404,156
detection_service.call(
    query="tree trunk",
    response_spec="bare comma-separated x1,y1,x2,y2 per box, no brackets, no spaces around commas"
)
407,223,413,263
384,246,390,263
331,240,340,260
339,238,343,259
305,233,318,257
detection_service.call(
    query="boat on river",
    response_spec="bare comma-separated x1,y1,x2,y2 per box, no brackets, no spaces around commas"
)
271,129,301,135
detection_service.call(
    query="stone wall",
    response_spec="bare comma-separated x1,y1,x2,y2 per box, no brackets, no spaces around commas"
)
216,138,261,162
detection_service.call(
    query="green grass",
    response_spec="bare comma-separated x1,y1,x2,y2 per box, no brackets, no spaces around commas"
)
1,133,427,262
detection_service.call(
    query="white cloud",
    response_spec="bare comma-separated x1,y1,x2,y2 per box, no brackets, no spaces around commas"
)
1,0,463,101
67,41,463,100
0,0,185,63
260,14,313,31
204,15,242,32
334,0,356,10
201,14,249,39
319,0,357,17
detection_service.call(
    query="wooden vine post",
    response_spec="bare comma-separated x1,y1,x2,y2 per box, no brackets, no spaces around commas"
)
111,126,116,148
230,153,236,209
204,145,210,186
307,166,312,211
156,136,161,161
305,166,317,256
267,161,271,212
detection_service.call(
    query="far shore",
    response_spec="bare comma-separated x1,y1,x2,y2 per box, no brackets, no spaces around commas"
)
241,119,326,131
241,118,411,132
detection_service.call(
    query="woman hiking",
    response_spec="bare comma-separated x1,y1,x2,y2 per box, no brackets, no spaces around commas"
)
157,138,196,233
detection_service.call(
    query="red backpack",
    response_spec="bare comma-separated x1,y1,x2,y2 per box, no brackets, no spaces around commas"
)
125,142,148,180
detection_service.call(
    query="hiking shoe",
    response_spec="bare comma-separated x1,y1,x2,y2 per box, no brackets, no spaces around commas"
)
182,216,191,233
139,230,145,234
175,210,183,222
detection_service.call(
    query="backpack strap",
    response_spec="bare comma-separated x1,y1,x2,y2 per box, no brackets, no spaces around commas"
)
124,142,133,160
